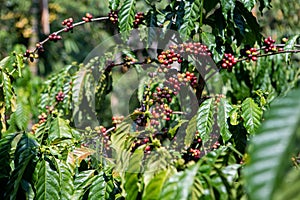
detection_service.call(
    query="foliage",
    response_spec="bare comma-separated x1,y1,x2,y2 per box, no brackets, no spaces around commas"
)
244,88,300,200
0,0,299,199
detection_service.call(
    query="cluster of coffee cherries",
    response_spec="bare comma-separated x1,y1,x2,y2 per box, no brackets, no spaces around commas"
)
177,71,198,88
151,103,173,124
82,13,93,22
240,46,259,61
55,91,65,102
131,137,151,153
94,126,111,150
38,112,48,124
264,36,277,53
23,49,39,62
112,115,124,125
133,12,144,28
183,131,203,161
48,33,62,42
108,10,118,24
62,18,74,32
157,49,183,73
221,53,237,71
173,42,212,57
152,86,174,103
30,112,48,134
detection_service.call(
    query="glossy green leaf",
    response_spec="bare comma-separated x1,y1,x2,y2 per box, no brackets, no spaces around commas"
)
58,161,74,200
111,121,132,151
244,88,300,200
2,72,16,112
241,98,262,135
118,0,136,40
0,132,18,193
145,8,158,47
16,54,24,77
5,133,38,199
179,0,201,40
218,98,232,142
109,0,120,10
72,170,96,200
35,159,60,200
159,163,199,200
197,98,215,142
88,171,114,200
220,0,235,20
124,149,144,199
239,0,256,11
274,169,300,200
142,169,173,200
15,102,30,130
185,115,197,147
48,117,73,144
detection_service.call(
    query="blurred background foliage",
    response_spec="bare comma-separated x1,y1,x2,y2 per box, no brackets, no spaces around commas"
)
0,0,299,75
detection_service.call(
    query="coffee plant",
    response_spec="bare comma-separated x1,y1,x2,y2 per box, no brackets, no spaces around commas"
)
0,0,299,199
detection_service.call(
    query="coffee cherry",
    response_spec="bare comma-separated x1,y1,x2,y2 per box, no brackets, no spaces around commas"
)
264,36,276,53
38,113,47,124
62,18,74,32
82,13,93,22
133,12,144,28
55,91,65,102
221,53,237,71
108,10,118,24
48,33,62,42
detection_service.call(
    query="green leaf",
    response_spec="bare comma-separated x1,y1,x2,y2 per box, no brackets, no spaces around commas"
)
48,117,73,144
217,98,232,142
273,169,300,200
88,171,114,200
241,98,262,135
235,2,262,44
35,158,60,200
142,169,173,200
72,170,95,200
118,0,136,40
111,121,132,151
16,54,24,77
159,163,200,200
58,161,74,200
220,0,235,20
145,8,158,47
239,0,256,12
109,0,120,10
5,133,38,199
0,132,18,193
168,120,188,138
244,88,300,200
197,98,215,142
15,102,30,130
2,72,16,112
185,115,197,147
124,149,144,199
179,0,201,40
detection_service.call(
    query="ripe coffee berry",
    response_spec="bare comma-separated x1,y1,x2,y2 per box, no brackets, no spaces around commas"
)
133,12,144,28
82,13,93,22
108,10,118,24
48,33,62,42
264,36,277,53
221,53,237,71
38,113,47,124
62,18,74,32
55,91,65,102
